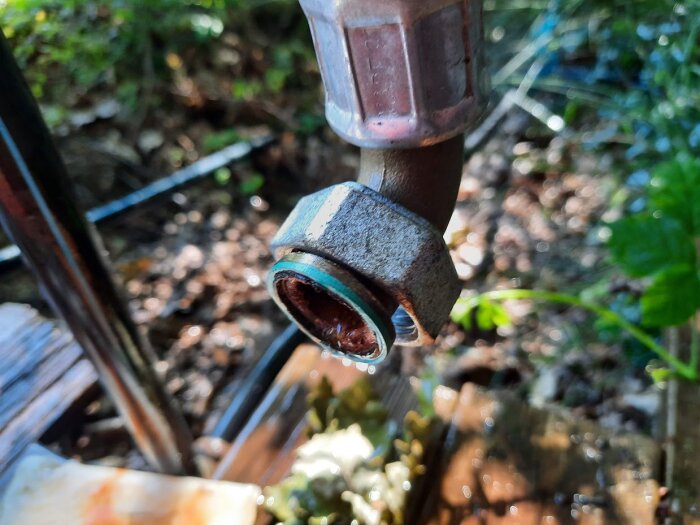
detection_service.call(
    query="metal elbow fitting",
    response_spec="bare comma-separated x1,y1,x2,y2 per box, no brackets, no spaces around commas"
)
268,0,486,363
268,179,461,363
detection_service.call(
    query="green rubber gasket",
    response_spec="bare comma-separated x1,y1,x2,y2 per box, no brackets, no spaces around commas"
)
268,259,392,364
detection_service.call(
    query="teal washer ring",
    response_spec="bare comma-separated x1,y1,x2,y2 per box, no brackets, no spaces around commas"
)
267,257,393,364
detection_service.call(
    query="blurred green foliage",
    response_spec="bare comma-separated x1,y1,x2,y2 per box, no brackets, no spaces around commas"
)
486,0,700,356
2,0,222,99
591,2,700,159
451,295,511,332
490,0,700,158
0,0,316,120
609,156,700,327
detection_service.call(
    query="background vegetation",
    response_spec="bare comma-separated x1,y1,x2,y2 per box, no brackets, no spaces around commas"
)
3,0,700,518
2,0,699,381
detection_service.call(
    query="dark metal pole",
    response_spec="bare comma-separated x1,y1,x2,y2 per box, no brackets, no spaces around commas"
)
0,34,197,475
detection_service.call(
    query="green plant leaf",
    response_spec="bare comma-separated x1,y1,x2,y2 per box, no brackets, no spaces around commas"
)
608,215,695,277
450,297,474,330
239,173,265,195
415,366,440,418
214,167,231,185
202,128,240,153
451,297,511,331
264,473,309,523
641,265,700,327
647,365,673,385
476,297,511,331
649,157,700,236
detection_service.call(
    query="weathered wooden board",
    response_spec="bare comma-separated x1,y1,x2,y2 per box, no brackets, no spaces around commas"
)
0,303,97,484
212,344,368,486
0,454,260,525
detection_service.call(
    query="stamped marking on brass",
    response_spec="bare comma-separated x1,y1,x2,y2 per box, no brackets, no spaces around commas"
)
348,24,411,119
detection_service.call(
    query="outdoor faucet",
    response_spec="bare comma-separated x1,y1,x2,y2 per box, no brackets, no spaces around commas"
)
268,0,487,363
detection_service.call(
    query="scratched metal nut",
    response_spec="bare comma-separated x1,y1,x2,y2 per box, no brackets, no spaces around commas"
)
270,181,461,346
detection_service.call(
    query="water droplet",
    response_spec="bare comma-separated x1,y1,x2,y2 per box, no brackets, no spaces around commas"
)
536,241,550,253
462,485,472,499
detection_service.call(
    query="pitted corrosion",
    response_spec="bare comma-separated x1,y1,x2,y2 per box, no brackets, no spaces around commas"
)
271,182,461,345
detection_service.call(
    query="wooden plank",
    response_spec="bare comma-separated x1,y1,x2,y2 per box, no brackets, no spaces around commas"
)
0,455,261,525
0,304,38,347
212,344,367,486
0,359,97,475
0,305,57,392
0,331,82,430
0,303,97,484
0,324,56,391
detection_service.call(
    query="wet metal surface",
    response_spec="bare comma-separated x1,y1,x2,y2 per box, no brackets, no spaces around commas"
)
269,0,477,360
0,34,196,475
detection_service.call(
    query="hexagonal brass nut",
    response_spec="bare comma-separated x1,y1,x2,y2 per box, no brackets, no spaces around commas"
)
270,182,461,345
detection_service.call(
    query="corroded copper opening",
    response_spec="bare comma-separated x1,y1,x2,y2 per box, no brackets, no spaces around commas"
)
275,273,379,358
267,252,394,363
